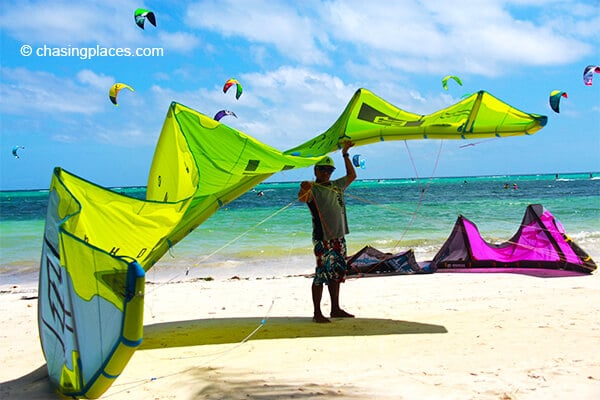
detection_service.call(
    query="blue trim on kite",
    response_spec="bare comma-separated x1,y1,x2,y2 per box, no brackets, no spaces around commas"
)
85,262,144,396
126,261,144,301
60,259,145,398
101,370,121,380
122,337,143,347
76,353,84,395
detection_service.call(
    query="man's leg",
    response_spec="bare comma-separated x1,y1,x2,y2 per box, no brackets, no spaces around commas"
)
312,284,330,323
329,280,354,318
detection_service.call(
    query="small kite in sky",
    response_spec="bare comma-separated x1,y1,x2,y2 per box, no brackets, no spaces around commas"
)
109,83,134,106
214,110,237,121
352,154,366,169
442,75,463,90
583,65,600,86
549,90,568,113
12,145,24,158
134,8,156,29
223,79,243,99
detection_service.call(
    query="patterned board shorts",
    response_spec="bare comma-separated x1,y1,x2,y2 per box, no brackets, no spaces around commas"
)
313,237,348,286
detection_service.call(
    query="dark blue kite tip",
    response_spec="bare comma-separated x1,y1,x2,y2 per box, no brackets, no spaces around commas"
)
539,115,548,127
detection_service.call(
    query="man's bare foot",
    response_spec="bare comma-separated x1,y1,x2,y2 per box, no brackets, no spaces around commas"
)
313,314,331,323
330,309,354,318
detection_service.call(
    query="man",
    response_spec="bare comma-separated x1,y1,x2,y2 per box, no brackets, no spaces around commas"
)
298,141,356,323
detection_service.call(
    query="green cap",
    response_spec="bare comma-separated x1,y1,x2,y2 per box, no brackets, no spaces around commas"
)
315,156,335,169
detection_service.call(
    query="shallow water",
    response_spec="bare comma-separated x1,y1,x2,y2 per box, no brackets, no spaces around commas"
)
1,173,598,284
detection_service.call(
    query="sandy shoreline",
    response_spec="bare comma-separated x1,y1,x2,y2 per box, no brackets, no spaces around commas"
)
1,267,600,399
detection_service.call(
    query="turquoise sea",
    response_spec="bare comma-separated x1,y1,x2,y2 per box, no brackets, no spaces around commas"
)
1,173,599,284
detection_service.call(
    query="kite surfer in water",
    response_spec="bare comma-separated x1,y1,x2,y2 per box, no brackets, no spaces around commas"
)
298,141,356,323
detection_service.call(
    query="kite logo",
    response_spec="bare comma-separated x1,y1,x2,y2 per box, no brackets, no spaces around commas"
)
40,236,75,358
357,102,420,127
44,253,73,337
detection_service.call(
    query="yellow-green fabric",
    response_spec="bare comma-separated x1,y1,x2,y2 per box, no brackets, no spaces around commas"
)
38,88,546,398
284,89,547,157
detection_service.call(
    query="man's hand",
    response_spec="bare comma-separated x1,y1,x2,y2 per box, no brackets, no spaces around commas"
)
342,141,354,153
298,180,313,202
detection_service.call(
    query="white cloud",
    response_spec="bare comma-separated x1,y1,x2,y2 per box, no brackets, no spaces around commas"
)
76,69,114,90
185,0,329,65
0,1,139,46
158,31,201,54
181,0,595,76
0,67,106,115
321,0,593,75
234,67,355,148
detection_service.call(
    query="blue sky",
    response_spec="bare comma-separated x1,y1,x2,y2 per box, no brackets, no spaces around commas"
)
1,0,599,190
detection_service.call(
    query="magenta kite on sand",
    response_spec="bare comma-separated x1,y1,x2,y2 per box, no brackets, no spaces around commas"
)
431,204,596,274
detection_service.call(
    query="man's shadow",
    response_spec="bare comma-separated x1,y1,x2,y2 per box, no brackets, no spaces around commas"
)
1,317,446,398
141,316,447,349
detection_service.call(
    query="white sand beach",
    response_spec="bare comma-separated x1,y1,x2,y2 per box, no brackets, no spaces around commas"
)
1,262,600,399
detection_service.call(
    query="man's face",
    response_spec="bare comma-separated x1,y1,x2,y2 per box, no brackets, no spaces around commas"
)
315,166,334,182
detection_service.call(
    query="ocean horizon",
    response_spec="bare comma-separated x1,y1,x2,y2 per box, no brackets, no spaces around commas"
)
2,171,598,193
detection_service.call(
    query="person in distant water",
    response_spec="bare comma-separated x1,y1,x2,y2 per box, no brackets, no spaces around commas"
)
298,141,356,323
513,183,519,190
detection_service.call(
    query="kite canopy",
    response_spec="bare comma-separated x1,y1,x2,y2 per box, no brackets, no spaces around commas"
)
549,90,568,113
223,78,243,99
109,83,134,105
442,75,462,90
346,246,432,276
214,109,237,121
134,8,156,29
38,88,547,398
285,88,547,158
583,65,600,86
12,145,24,158
431,204,597,274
